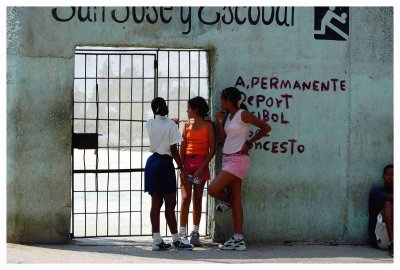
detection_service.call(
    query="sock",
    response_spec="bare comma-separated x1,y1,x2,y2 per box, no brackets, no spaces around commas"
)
179,227,187,237
172,233,180,242
153,232,162,244
234,234,243,241
192,225,199,233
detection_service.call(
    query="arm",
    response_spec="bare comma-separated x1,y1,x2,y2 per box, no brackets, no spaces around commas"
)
216,112,226,144
169,122,185,185
369,186,389,216
170,144,184,169
384,193,393,202
178,123,188,186
180,122,188,163
241,110,271,144
193,122,216,178
171,143,185,186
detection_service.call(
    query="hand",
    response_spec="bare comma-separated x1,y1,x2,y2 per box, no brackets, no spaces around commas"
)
238,143,249,155
216,111,225,124
172,118,179,125
193,166,205,179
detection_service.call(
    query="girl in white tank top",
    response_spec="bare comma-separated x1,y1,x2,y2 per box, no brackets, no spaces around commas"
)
208,87,271,251
223,109,251,154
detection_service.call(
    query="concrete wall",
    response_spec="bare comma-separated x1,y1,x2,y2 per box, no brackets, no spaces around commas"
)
7,7,392,244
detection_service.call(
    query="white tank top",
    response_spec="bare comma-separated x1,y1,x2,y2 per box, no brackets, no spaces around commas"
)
222,109,250,154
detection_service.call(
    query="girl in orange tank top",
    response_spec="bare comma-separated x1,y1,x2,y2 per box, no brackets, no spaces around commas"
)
178,96,216,246
185,123,209,156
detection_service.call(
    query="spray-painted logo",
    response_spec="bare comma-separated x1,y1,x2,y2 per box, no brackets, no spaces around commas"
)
314,7,349,41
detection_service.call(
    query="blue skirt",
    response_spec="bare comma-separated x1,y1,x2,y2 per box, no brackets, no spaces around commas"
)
144,153,177,195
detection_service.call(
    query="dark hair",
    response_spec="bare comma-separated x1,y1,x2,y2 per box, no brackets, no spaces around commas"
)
188,96,209,118
221,87,248,111
383,164,393,174
151,97,169,116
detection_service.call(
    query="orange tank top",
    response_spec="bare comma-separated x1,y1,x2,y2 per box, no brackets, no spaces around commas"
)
185,123,209,156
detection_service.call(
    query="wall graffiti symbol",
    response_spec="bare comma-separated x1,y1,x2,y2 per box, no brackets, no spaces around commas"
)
314,7,349,41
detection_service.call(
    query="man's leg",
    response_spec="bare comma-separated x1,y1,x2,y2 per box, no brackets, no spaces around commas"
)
381,201,393,241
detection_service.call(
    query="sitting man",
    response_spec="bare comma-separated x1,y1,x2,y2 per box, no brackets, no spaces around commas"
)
368,164,393,257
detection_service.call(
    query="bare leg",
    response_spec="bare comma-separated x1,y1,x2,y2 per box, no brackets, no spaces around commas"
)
227,178,243,234
179,181,193,228
208,170,238,202
164,192,178,234
192,182,206,226
381,201,393,241
150,192,163,233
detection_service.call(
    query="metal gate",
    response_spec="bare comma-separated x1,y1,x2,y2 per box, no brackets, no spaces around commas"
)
71,47,210,238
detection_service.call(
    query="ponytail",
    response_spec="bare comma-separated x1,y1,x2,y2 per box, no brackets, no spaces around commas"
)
239,103,248,111
221,87,248,111
156,105,169,116
151,97,169,116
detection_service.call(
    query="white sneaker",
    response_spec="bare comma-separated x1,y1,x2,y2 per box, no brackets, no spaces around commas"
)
218,237,247,251
215,201,231,212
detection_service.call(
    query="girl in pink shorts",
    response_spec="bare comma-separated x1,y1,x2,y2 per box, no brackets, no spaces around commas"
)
208,87,271,251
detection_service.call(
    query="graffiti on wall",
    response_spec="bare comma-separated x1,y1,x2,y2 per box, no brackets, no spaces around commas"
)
51,7,295,35
235,75,347,155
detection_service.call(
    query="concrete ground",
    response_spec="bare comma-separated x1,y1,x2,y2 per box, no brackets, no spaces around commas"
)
6,236,394,264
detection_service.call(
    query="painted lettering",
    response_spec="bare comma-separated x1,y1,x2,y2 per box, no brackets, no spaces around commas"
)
198,7,220,25
222,7,234,24
235,76,246,87
77,7,93,22
111,7,129,23
248,7,261,25
132,7,145,23
276,7,291,26
340,80,346,91
52,7,296,35
236,76,347,92
160,7,173,24
180,7,192,35
146,7,159,24
52,7,75,22
251,77,260,88
262,7,275,25
243,93,293,109
270,77,279,89
252,138,305,155
234,7,246,25
250,110,289,124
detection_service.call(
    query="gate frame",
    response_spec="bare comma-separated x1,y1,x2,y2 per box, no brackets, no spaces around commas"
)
71,47,212,239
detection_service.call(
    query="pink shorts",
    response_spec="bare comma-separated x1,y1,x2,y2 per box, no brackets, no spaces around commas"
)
222,154,250,180
184,155,210,182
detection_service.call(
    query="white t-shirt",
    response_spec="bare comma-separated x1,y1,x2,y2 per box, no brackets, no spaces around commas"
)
222,109,250,154
146,115,183,156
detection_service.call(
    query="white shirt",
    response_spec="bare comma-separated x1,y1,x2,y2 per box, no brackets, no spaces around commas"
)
222,109,250,154
146,115,183,156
